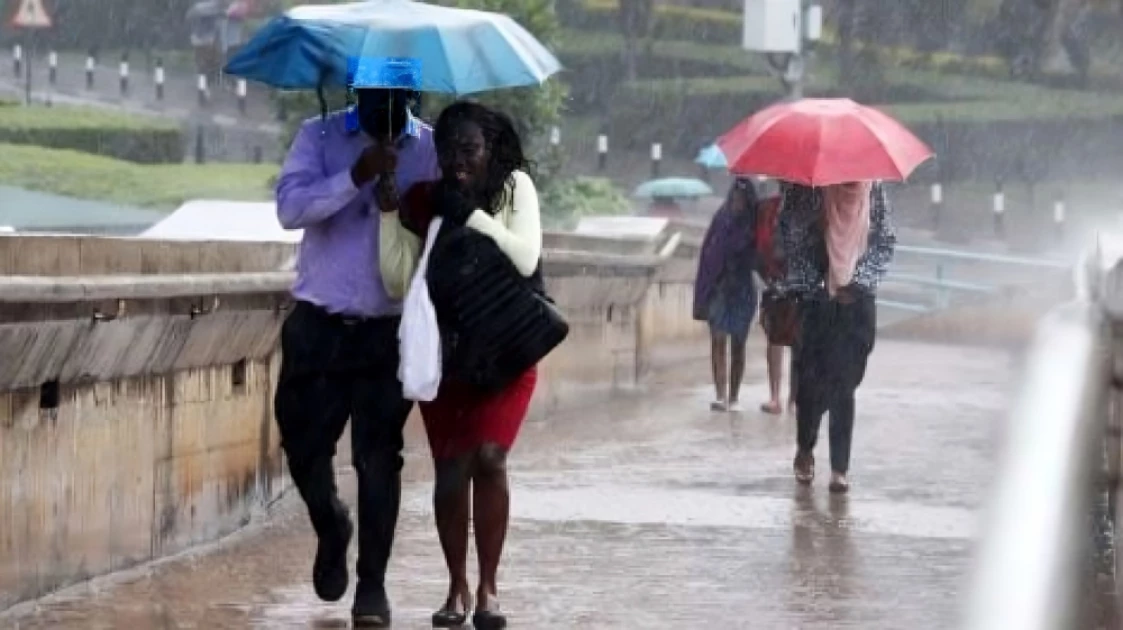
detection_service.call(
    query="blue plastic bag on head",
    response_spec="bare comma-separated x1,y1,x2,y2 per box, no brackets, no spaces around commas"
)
345,56,422,132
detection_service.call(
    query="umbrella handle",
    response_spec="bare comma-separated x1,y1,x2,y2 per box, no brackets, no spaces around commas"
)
316,79,329,132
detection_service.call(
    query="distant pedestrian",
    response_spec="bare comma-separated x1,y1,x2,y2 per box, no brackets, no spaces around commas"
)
754,191,799,415
693,177,759,412
777,181,896,493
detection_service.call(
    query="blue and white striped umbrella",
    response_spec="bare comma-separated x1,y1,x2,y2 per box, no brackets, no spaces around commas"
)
695,143,728,169
224,0,562,94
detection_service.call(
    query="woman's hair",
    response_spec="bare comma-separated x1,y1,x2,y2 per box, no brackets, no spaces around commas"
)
434,100,531,214
728,177,760,212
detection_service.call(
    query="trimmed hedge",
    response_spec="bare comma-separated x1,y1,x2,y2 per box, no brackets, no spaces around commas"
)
561,1,1008,78
0,103,184,164
606,73,1123,182
565,0,740,44
0,143,277,210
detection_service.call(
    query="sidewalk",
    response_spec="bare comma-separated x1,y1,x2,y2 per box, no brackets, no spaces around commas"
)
3,339,1015,628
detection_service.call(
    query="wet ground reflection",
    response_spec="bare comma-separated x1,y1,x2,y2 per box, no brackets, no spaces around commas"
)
3,340,1010,629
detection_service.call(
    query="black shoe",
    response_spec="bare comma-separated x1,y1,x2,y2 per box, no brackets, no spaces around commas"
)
312,508,353,602
353,581,392,628
432,590,472,628
472,609,508,630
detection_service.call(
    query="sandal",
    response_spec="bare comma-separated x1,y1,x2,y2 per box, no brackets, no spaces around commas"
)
710,399,728,412
793,451,814,485
432,590,472,628
760,401,782,415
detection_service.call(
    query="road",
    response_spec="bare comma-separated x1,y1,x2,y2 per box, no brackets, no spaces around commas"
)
2,339,1021,629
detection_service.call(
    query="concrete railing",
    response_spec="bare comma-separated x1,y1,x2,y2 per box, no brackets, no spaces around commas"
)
0,230,693,611
962,235,1120,629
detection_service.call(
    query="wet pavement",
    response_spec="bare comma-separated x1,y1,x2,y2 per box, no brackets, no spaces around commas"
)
2,339,1016,629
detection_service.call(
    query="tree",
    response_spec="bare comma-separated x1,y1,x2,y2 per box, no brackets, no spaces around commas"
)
618,0,655,81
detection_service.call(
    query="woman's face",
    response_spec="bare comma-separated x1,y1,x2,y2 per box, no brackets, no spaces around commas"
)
439,120,488,190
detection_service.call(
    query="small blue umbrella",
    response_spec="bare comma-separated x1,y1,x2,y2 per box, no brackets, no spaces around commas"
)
695,144,728,170
224,0,562,94
633,177,715,200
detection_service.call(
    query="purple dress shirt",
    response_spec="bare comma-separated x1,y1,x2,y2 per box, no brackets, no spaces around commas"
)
276,110,440,318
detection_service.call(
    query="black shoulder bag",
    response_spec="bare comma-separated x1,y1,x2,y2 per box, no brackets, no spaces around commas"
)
426,225,569,394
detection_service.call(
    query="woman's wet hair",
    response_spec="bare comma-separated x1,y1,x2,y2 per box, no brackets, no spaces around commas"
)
729,177,760,210
434,101,531,214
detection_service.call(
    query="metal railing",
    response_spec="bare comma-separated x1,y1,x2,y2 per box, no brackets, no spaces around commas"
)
879,244,1074,314
962,242,1118,629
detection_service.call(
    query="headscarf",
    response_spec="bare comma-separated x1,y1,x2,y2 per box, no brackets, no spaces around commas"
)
693,179,758,319
822,181,873,296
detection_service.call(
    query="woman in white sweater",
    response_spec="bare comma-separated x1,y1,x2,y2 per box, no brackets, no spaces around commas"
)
379,101,541,630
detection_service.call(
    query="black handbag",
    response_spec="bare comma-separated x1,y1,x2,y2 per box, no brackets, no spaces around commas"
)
426,225,568,393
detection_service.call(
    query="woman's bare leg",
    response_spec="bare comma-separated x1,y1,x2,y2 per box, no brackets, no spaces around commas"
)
729,338,748,407
710,333,728,410
433,457,473,618
761,344,784,414
473,443,510,616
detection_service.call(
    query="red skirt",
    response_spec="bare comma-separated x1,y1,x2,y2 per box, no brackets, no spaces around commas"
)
419,367,538,460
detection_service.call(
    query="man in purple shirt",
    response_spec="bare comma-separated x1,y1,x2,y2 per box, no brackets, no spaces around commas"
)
274,87,439,627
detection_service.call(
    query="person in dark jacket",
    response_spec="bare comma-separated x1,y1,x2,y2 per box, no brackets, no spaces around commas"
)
776,181,896,493
693,178,759,412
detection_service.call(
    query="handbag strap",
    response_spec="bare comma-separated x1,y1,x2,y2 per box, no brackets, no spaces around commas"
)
414,216,444,280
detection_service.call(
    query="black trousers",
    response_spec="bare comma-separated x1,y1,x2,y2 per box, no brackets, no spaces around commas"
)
274,301,413,584
794,293,877,475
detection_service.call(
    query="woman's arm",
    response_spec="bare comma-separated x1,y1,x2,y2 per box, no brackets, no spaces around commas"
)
379,210,422,300
464,171,542,277
854,183,897,292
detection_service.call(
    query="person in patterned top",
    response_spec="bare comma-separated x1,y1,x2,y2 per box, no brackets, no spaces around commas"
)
776,181,897,493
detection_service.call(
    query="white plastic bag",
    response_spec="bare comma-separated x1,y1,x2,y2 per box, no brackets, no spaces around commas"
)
398,217,444,402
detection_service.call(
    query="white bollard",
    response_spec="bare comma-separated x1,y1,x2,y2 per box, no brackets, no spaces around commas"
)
237,78,248,113
197,73,209,106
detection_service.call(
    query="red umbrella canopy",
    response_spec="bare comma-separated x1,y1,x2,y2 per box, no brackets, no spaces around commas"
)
717,98,934,187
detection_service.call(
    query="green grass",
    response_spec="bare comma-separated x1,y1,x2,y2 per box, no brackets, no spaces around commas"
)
0,102,179,132
0,144,278,210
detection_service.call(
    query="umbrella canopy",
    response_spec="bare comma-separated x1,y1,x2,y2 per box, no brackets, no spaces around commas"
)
224,0,562,93
717,98,934,187
695,144,728,170
633,177,714,200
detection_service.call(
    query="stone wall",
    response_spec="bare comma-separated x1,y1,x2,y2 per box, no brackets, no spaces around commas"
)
0,230,702,610
0,358,286,610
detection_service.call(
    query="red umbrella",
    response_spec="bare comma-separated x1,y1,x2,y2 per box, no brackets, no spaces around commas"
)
716,98,934,187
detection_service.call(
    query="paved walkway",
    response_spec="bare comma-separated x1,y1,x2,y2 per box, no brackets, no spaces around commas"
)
2,339,1016,629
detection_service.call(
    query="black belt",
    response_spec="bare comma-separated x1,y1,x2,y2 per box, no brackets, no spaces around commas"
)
297,301,398,327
